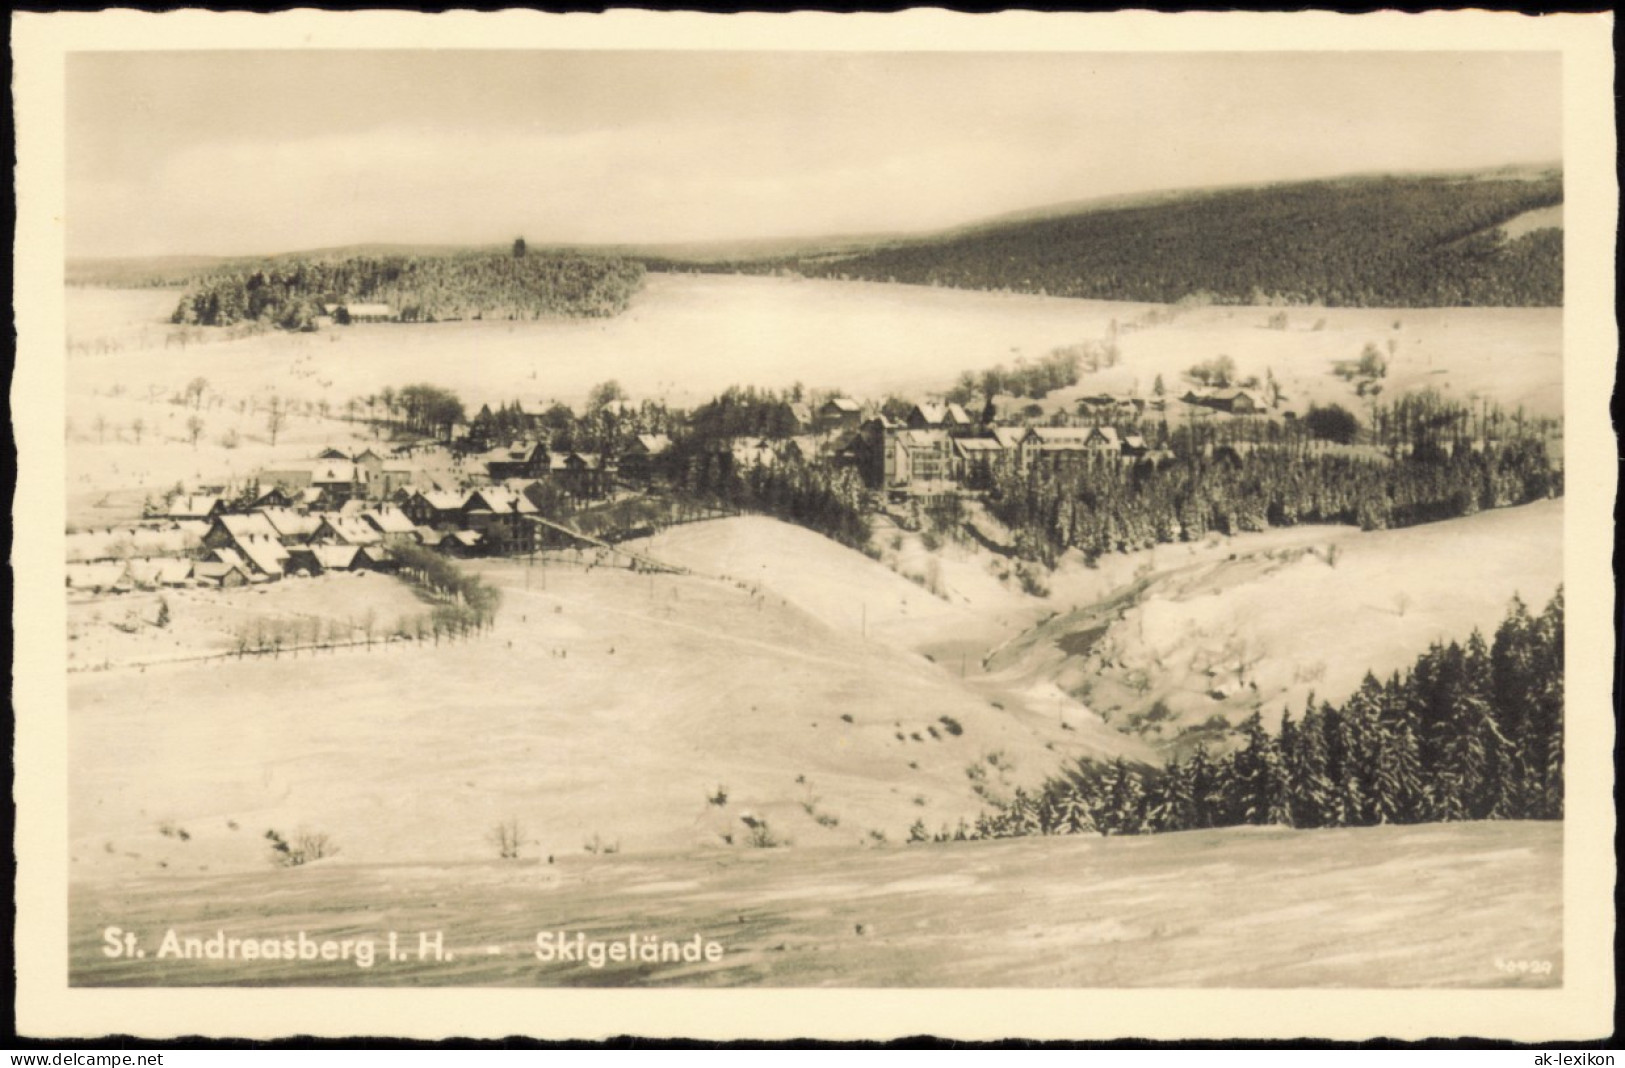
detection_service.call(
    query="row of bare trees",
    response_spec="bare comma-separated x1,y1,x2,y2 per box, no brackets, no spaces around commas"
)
227,593,497,659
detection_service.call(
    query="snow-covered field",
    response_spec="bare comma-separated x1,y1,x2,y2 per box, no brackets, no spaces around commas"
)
66,275,1561,418
68,555,1130,882
69,499,1560,886
639,502,1562,748
64,277,1151,416
988,498,1564,745
66,571,430,671
72,819,1560,988
60,276,1567,991
1078,302,1563,420
63,394,374,527
60,275,1562,525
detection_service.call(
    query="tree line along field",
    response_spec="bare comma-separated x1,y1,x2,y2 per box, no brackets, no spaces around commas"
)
65,571,432,672
64,275,1157,417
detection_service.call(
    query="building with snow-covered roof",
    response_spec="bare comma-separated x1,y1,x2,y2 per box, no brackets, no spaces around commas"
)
66,562,134,594
202,513,279,558
402,490,471,529
621,434,672,483
908,402,975,431
224,535,289,579
311,515,384,547
361,505,419,544
124,557,194,588
334,302,393,323
817,397,862,433
887,428,953,487
193,558,249,588
163,495,225,521
256,508,321,544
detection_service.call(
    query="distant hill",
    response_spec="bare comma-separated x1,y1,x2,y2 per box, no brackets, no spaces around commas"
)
69,165,1564,307
665,168,1565,308
67,245,513,288
67,254,235,287
167,252,646,328
580,233,916,265
958,160,1561,232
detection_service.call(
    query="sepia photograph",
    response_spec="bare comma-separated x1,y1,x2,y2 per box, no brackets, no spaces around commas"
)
12,8,1616,1044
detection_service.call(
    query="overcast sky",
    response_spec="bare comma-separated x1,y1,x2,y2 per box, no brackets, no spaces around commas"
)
67,50,1561,258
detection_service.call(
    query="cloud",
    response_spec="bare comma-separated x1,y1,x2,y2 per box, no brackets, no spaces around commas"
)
66,51,1561,258
74,119,1087,254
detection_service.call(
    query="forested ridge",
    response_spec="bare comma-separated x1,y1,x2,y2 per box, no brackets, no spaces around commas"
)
960,589,1563,841
667,174,1563,307
170,252,645,328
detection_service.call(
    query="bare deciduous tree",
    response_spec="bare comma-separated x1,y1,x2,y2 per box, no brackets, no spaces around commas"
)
265,396,286,446
488,818,524,860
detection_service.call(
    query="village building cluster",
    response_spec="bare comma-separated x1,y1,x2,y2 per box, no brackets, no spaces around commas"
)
829,396,1184,502
63,420,662,593
65,385,1271,595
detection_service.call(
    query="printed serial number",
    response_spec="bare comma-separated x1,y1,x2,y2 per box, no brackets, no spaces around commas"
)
1494,957,1554,975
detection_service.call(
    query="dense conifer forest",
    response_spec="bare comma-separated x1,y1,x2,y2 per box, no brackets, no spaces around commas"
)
683,456,872,549
958,589,1563,841
666,174,1563,308
460,384,871,549
169,252,645,328
666,387,871,548
682,386,806,441
987,393,1562,564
